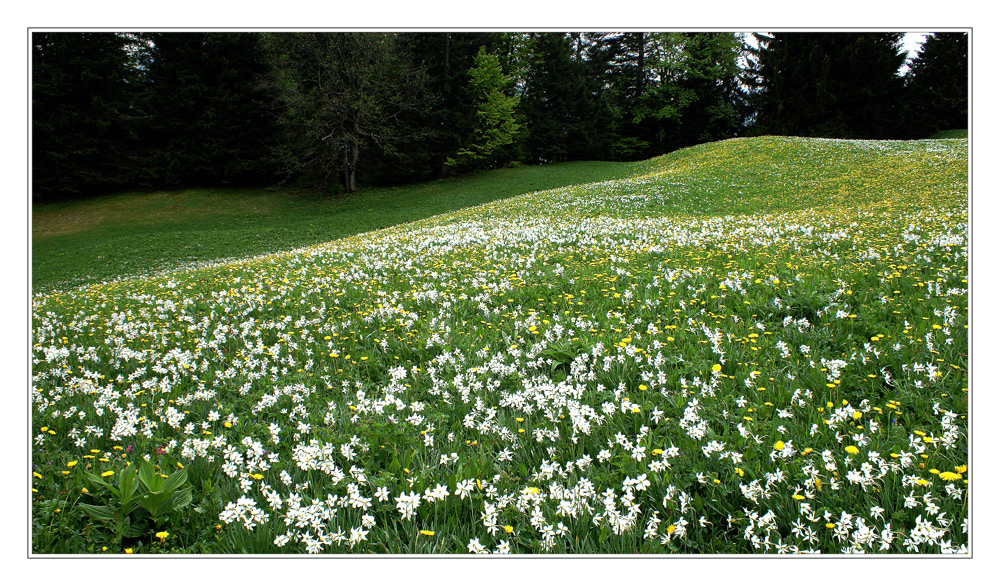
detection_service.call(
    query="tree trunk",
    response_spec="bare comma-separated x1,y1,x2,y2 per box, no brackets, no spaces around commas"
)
343,140,359,192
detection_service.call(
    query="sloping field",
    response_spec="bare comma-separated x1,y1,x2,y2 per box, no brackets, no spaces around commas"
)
31,136,968,554
31,160,644,292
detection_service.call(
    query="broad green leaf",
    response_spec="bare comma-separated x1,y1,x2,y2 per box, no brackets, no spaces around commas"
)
123,517,147,538
162,467,188,493
78,503,116,522
171,486,193,509
120,468,140,503
138,461,163,492
85,472,117,495
140,492,170,517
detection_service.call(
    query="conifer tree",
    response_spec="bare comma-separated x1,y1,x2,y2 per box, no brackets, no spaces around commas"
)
32,32,141,198
140,33,278,187
519,33,612,163
447,47,521,170
904,32,968,136
753,33,907,139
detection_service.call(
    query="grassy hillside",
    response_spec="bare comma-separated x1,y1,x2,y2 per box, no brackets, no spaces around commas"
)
32,160,645,291
926,129,968,139
31,137,968,555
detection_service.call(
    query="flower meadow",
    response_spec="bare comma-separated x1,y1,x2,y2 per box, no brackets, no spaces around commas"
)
31,136,969,555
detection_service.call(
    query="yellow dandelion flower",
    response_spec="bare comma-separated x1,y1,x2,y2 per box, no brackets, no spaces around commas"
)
774,441,785,451
845,446,860,455
419,530,435,536
101,471,114,477
711,364,722,373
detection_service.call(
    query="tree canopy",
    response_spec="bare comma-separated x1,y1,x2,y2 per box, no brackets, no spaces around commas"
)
903,32,968,137
31,31,969,199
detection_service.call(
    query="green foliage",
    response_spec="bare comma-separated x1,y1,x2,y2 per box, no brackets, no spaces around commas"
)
139,33,279,188
32,136,968,554
32,160,644,291
263,32,432,192
79,461,194,546
752,33,908,139
904,33,968,138
519,33,614,163
447,47,521,170
401,32,506,180
589,32,750,158
32,31,970,202
32,32,143,198
638,33,746,151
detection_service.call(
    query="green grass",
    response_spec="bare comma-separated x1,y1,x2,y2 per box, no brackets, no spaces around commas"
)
31,136,968,555
32,161,645,291
32,136,969,292
926,129,967,139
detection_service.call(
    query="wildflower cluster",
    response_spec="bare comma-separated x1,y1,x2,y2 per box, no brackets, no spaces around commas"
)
31,137,968,554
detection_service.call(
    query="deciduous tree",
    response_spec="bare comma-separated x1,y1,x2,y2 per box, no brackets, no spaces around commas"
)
265,33,431,192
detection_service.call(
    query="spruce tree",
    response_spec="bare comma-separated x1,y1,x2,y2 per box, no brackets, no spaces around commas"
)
753,33,907,139
447,47,521,170
519,33,612,163
140,33,278,188
904,32,968,137
32,32,141,198
400,32,502,178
